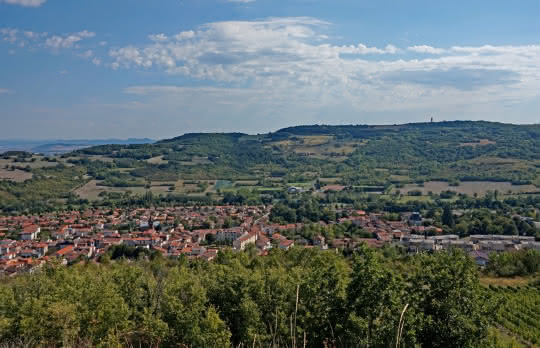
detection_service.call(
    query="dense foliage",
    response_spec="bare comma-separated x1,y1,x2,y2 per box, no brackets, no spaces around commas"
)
0,248,496,348
486,249,540,277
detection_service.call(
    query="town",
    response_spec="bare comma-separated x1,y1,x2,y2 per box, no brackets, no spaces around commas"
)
1,204,539,277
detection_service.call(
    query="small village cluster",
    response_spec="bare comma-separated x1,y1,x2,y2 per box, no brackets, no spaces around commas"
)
1,205,539,276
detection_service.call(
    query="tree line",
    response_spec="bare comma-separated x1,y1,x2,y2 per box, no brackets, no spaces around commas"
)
0,247,498,348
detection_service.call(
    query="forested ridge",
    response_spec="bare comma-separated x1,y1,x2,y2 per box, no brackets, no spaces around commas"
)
0,247,505,348
0,121,539,213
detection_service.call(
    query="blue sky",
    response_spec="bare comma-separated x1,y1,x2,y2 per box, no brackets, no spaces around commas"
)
1,0,540,139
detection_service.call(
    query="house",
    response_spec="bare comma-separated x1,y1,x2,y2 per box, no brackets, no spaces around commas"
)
103,230,120,238
1,252,16,260
19,225,40,240
404,237,441,253
271,233,287,242
439,239,476,252
408,212,422,226
123,238,152,248
313,235,328,249
200,249,218,261
233,233,257,251
216,227,244,242
256,234,272,250
279,239,294,250
0,240,16,255
190,246,207,256
18,249,36,258
56,245,74,258
522,242,540,251
478,241,506,253
34,243,48,257
469,251,489,267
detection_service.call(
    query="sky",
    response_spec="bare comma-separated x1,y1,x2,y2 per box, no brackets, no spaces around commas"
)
1,0,540,139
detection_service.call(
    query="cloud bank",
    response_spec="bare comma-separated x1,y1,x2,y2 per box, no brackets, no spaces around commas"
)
102,17,540,117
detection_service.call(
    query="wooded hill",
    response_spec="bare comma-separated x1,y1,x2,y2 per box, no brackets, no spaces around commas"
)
0,246,508,348
0,121,539,213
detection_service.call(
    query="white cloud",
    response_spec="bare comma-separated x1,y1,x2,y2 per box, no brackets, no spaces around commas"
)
2,0,46,7
0,88,13,95
0,28,19,43
149,33,168,42
77,30,95,39
45,30,95,49
1,28,96,51
107,18,540,94
174,30,195,40
79,49,94,58
408,45,446,54
23,30,47,39
226,0,255,3
106,17,540,125
108,17,398,81
92,57,102,66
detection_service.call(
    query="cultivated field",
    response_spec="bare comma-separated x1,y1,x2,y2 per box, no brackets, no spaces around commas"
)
269,136,363,161
0,156,59,169
75,180,172,200
0,168,33,182
395,181,539,196
146,156,169,165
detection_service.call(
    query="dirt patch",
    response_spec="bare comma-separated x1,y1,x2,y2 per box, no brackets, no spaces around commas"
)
480,276,533,287
322,185,346,192
298,135,333,146
0,169,33,182
147,156,169,165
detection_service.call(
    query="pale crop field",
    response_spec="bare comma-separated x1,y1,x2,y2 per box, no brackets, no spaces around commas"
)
395,181,539,196
75,180,171,200
146,155,169,165
0,168,33,182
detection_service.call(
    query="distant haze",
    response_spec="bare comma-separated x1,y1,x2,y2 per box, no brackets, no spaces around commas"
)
0,139,154,154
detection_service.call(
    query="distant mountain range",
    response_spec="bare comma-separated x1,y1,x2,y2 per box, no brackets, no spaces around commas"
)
0,138,154,155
